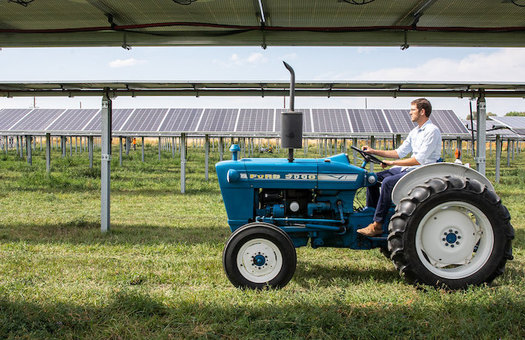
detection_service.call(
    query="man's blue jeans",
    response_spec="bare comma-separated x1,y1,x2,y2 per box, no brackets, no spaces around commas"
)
366,167,408,224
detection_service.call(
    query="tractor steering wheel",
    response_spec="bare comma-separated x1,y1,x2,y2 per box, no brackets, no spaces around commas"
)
350,145,385,166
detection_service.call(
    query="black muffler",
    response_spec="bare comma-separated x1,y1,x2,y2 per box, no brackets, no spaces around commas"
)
281,61,303,162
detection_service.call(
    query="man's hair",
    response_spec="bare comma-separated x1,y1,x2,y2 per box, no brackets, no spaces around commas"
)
411,98,432,117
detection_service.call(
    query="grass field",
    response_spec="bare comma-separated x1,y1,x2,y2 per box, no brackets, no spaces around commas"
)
0,143,524,339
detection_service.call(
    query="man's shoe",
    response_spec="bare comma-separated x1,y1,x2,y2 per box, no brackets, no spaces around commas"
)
357,223,383,237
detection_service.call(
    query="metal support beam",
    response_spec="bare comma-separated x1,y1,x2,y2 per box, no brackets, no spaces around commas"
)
69,135,73,157
475,94,486,175
45,133,51,173
88,136,94,169
181,133,187,194
172,137,175,158
158,137,161,161
141,136,145,162
26,135,32,165
219,137,224,161
204,134,209,181
495,134,501,184
119,137,123,166
370,136,376,172
100,92,112,233
506,139,510,167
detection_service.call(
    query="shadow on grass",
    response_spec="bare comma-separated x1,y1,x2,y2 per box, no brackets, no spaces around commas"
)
294,262,399,287
0,222,230,246
1,288,524,339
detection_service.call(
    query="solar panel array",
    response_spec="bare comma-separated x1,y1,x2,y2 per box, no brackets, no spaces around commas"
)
464,120,523,138
0,107,471,136
491,116,525,135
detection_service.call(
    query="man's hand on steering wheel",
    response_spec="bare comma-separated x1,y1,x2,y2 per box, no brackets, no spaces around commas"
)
350,145,385,167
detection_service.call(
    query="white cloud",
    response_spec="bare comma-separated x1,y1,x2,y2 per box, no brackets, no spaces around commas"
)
109,58,146,68
213,52,268,68
353,48,525,82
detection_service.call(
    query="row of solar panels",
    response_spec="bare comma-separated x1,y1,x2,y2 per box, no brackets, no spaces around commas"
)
0,108,469,135
463,117,525,138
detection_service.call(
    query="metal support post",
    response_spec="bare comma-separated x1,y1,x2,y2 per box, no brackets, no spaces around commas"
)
370,135,376,172
126,137,130,156
457,137,462,160
88,136,93,169
172,137,175,158
495,135,501,184
141,137,145,162
442,140,446,161
26,136,32,165
352,138,358,165
475,94,487,175
69,136,73,157
205,134,209,181
181,133,187,194
75,137,78,153
46,133,51,173
119,137,123,166
100,92,112,233
507,139,511,167
219,137,224,161
158,137,161,161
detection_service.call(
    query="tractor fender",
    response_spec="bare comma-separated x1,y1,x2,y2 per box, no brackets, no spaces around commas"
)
391,163,494,206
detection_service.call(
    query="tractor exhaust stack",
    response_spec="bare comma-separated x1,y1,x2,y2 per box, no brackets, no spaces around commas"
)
281,61,303,163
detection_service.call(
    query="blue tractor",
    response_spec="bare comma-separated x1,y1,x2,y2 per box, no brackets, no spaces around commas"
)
216,63,514,289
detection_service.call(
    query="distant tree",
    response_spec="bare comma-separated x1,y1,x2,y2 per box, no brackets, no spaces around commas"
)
505,111,525,116
465,112,497,120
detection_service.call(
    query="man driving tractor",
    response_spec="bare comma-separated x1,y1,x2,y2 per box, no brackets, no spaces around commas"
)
356,98,442,237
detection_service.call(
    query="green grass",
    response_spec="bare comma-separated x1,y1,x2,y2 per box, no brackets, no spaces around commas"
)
0,143,524,339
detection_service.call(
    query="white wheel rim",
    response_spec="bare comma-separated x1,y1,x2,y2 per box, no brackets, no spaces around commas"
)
415,201,494,280
236,238,283,284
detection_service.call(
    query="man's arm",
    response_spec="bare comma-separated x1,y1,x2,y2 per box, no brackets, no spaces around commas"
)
362,146,399,159
382,157,420,167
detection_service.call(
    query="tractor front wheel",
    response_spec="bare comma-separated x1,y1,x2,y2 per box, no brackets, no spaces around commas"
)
388,176,514,289
223,222,297,289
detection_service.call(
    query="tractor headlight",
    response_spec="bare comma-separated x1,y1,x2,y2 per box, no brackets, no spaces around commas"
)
227,169,240,183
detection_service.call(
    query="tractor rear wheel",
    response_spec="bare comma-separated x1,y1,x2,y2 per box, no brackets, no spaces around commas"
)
388,176,514,289
223,222,297,289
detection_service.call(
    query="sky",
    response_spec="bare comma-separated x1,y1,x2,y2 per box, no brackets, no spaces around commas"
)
0,46,524,119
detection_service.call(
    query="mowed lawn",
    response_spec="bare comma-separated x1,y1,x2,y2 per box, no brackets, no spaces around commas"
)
0,143,524,339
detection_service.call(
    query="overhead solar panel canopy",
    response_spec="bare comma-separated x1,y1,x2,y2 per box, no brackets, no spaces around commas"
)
0,0,524,48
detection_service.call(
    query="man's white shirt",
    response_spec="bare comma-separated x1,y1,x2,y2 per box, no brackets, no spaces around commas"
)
395,120,442,171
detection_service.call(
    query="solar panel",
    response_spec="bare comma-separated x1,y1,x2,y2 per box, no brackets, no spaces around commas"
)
84,108,135,131
159,108,203,132
121,108,168,132
46,109,100,132
311,109,351,133
348,109,390,133
465,120,519,138
0,108,32,131
236,109,274,132
10,109,66,132
384,109,415,134
431,110,469,135
275,109,312,133
491,116,525,135
197,109,238,132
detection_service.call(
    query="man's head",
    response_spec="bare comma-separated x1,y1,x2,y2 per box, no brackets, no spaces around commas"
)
410,98,432,125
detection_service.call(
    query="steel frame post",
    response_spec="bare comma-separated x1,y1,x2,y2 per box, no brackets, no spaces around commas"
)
141,137,145,162
46,133,51,173
26,135,32,165
370,135,376,172
119,137,123,166
219,137,224,161
495,134,501,184
507,139,511,167
100,93,112,233
205,134,209,181
181,133,187,194
475,94,486,175
88,136,93,169
158,137,161,161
